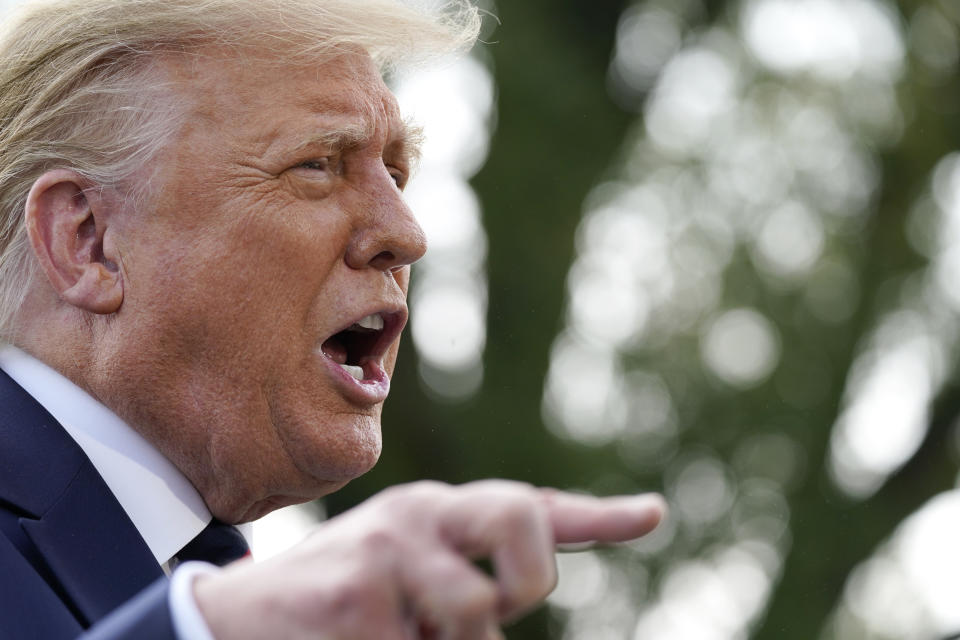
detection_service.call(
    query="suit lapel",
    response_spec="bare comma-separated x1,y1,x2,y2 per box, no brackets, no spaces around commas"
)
0,370,163,627
20,463,164,626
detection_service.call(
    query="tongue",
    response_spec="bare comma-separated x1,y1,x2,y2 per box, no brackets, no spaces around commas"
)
321,337,348,365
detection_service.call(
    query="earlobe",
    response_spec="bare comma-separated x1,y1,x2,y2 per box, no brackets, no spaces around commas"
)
25,170,123,314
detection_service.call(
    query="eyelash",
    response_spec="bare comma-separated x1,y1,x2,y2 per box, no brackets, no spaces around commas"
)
298,158,332,172
295,158,406,189
389,169,407,189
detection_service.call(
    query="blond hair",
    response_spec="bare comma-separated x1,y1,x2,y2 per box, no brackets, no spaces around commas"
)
0,0,480,342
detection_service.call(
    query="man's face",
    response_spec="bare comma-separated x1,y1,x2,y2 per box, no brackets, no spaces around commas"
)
99,50,426,521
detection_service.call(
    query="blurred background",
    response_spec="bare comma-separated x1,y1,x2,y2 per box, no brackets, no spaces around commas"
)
332,0,960,638
4,0,960,637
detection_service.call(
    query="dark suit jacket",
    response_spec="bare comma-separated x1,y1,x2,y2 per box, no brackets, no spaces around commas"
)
0,369,178,639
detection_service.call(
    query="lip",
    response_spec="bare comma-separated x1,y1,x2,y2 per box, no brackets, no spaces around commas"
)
318,307,407,406
319,355,392,404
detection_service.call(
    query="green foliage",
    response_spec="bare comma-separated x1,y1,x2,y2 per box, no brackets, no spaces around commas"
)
328,0,960,638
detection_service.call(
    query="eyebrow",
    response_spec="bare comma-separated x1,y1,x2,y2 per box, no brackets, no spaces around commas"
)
295,122,371,153
295,117,425,167
395,118,424,167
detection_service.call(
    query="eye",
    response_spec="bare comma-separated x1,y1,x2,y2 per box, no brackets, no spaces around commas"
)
297,158,332,172
387,165,408,190
289,157,341,185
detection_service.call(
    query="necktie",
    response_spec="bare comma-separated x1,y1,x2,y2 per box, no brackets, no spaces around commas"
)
175,518,250,567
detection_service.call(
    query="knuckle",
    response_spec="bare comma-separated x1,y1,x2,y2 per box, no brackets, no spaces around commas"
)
505,566,555,607
498,589,546,623
329,544,405,608
547,560,559,593
406,559,499,634
539,560,559,602
490,493,543,533
454,578,498,618
357,526,401,556
376,479,449,509
369,480,454,530
327,575,369,614
400,478,449,495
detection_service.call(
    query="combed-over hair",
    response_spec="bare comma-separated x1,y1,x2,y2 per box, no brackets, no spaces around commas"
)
0,0,480,342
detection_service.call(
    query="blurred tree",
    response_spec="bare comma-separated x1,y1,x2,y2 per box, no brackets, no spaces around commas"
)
329,0,960,639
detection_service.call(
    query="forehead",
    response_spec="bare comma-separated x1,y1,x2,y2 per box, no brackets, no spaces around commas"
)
165,47,403,150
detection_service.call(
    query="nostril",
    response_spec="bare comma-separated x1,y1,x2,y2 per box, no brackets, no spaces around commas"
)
369,250,397,271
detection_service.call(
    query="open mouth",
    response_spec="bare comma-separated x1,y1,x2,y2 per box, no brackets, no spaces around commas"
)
320,311,403,382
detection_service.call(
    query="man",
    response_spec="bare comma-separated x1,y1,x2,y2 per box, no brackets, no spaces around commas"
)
0,0,666,638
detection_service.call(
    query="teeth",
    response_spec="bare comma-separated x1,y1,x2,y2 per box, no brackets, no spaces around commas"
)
354,314,384,331
338,363,364,381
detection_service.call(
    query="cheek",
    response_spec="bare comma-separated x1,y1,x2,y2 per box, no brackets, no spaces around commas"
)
393,267,412,293
271,393,384,484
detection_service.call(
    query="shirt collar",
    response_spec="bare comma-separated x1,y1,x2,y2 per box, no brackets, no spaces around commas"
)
0,345,211,565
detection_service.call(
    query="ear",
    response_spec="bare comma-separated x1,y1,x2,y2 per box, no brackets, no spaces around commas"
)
25,170,123,314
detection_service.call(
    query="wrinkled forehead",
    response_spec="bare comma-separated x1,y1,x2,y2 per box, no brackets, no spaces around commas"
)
162,44,404,139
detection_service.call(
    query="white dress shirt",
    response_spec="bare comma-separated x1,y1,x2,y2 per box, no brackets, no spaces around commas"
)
0,345,226,639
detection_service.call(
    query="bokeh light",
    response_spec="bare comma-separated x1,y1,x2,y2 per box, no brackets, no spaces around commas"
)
825,491,960,638
540,0,955,637
700,309,781,389
741,0,904,81
396,53,497,401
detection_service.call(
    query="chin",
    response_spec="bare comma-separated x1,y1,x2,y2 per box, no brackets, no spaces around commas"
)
292,413,384,485
321,431,383,482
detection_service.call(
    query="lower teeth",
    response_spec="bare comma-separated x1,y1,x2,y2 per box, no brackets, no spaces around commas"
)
339,364,364,381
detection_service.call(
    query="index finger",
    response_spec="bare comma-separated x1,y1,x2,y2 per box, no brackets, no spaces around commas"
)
541,490,666,544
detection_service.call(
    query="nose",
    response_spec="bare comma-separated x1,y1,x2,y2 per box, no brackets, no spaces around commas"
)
344,171,427,273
